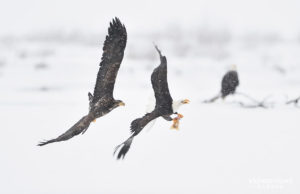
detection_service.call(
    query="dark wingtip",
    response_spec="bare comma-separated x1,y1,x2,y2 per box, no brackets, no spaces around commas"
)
37,139,55,146
105,17,127,51
153,44,167,64
153,43,162,57
37,140,49,146
109,17,126,32
113,17,121,24
115,144,128,160
114,137,134,160
113,144,126,160
130,117,142,134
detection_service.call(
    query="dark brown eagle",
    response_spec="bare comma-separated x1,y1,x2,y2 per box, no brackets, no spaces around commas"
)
114,45,189,159
38,18,127,146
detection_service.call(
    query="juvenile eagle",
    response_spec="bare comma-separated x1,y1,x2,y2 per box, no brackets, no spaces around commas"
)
114,45,189,159
38,18,127,146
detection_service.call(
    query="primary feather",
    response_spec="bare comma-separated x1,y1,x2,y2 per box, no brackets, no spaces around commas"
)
92,18,127,103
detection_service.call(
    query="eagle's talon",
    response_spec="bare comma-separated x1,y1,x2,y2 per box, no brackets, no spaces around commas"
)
170,120,180,130
176,113,184,118
170,114,182,130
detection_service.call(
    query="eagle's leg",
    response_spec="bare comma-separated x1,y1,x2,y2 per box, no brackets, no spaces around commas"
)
93,119,96,123
170,113,184,130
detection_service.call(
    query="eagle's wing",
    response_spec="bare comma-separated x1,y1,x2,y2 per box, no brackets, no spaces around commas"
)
151,45,173,111
130,110,160,135
37,115,93,146
114,110,160,159
114,46,174,160
92,18,127,104
232,71,239,87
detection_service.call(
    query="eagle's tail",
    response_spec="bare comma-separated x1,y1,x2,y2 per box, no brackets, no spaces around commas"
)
114,135,134,160
38,115,92,146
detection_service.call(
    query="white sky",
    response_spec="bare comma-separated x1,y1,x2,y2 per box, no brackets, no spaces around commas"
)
1,0,300,37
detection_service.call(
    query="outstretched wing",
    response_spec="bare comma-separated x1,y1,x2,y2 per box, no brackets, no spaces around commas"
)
130,110,160,135
114,110,160,159
92,17,127,104
151,45,173,111
37,115,93,146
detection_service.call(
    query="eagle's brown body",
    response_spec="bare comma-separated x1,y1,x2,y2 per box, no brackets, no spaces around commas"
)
38,18,127,146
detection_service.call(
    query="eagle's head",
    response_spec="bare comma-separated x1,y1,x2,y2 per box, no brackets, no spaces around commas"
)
113,100,125,108
172,99,190,112
230,64,237,71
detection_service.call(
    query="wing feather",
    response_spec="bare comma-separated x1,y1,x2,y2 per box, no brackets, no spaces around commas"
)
92,17,127,103
130,110,160,135
114,110,160,159
38,115,93,146
151,45,173,112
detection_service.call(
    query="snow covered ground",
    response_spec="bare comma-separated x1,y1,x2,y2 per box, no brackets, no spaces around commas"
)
1,0,300,193
1,30,299,194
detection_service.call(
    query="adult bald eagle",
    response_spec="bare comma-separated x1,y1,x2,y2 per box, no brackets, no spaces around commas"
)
205,65,239,103
38,18,127,146
114,45,189,159
221,65,239,98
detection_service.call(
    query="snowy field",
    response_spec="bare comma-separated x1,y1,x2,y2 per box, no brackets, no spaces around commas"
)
1,0,300,193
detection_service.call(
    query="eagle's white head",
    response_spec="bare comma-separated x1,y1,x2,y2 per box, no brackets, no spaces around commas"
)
230,64,237,71
172,99,190,112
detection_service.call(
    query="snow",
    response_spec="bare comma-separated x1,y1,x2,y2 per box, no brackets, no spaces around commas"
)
1,0,300,193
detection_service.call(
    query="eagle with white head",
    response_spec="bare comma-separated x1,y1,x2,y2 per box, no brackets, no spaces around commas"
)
114,45,189,159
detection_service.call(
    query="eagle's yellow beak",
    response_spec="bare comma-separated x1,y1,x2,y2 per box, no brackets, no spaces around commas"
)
181,99,190,104
231,64,237,70
119,102,125,106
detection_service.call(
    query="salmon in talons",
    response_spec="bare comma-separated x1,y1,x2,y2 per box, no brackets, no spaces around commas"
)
171,113,184,130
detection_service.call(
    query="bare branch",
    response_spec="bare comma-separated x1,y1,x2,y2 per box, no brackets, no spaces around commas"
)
286,96,300,105
203,93,221,103
236,101,269,108
235,94,272,108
